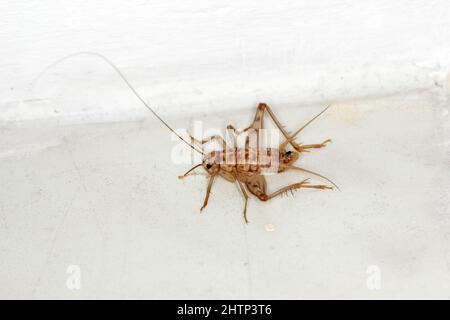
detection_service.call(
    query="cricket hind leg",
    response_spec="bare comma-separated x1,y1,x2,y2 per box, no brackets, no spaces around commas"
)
264,179,332,200
246,176,332,202
256,103,303,151
227,103,302,151
280,105,332,151
225,105,267,135
245,175,269,201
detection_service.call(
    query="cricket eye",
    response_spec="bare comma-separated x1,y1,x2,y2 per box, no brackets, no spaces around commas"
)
206,163,212,169
286,151,292,156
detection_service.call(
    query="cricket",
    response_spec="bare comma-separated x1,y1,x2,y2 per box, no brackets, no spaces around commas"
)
177,102,338,223
38,52,338,224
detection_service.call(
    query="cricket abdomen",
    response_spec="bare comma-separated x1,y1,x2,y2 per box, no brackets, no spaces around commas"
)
205,148,280,179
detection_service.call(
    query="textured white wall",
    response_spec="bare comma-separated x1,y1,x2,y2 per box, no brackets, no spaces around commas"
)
1,0,450,123
1,1,450,299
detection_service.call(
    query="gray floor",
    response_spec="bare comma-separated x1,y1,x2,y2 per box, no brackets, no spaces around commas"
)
0,89,449,299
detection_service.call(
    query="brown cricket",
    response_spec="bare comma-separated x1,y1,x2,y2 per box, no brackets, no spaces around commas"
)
178,102,338,223
38,52,338,223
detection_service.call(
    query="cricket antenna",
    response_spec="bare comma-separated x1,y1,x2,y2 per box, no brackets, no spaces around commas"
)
31,51,205,155
280,104,331,149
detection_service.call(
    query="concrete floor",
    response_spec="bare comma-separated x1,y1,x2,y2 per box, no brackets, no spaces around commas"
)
0,89,449,299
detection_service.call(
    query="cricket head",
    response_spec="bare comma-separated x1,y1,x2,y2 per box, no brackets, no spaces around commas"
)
202,151,220,174
279,150,299,170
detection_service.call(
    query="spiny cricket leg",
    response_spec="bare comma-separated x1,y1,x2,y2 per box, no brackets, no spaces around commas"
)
288,165,340,190
297,139,332,151
226,124,240,133
227,125,256,148
265,179,332,201
189,134,227,150
227,103,300,154
228,103,331,153
237,180,250,224
226,125,239,140
280,105,331,151
200,174,216,212
227,103,269,135
246,176,332,202
202,135,226,146
225,125,241,151
254,103,302,151
226,125,253,165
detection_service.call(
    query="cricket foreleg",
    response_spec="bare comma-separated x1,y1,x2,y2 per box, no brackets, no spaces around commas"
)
189,134,227,150
200,174,216,212
237,181,250,224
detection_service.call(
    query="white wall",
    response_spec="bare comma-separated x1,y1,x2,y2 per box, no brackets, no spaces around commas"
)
1,0,450,123
1,1,450,299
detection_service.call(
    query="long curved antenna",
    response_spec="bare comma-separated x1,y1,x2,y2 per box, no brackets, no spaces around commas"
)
32,51,204,155
289,165,340,191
